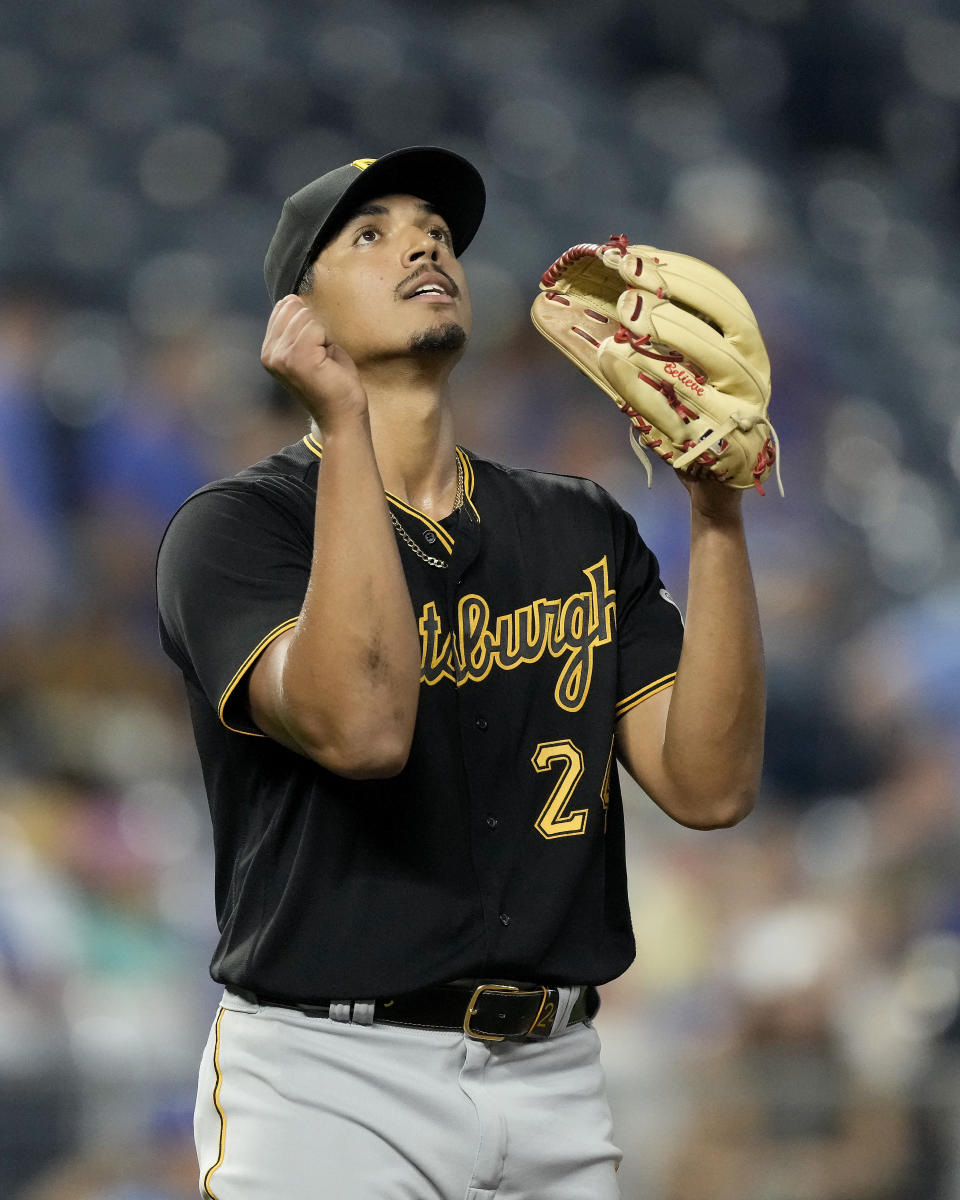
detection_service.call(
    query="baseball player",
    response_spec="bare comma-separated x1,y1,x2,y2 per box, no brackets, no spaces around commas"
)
156,146,766,1198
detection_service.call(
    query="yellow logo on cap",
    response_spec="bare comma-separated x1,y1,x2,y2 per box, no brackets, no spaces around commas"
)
351,158,376,170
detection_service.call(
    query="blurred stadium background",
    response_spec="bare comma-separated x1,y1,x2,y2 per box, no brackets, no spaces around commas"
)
1,0,959,1196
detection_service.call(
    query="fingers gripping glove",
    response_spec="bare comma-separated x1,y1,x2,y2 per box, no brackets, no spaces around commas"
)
530,235,782,495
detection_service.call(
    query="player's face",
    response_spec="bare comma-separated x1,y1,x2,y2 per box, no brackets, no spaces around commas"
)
304,193,472,366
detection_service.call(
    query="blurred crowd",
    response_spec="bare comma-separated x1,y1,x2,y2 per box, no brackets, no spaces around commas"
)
1,0,959,1197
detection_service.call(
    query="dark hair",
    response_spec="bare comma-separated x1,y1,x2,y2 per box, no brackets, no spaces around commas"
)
296,262,314,297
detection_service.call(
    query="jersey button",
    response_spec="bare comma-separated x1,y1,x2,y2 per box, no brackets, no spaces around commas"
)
423,530,437,544
486,815,499,829
475,715,488,731
499,913,511,926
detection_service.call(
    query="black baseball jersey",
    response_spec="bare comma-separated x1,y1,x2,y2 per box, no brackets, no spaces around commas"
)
156,434,684,1001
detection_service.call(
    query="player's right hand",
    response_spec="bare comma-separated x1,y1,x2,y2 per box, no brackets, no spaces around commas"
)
260,295,367,430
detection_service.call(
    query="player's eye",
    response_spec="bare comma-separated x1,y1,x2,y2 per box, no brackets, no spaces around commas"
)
353,226,381,244
428,226,450,243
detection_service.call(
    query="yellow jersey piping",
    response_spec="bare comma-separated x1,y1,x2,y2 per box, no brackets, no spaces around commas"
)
202,1007,227,1199
301,434,467,551
457,446,480,523
218,617,300,736
384,495,454,551
615,673,676,718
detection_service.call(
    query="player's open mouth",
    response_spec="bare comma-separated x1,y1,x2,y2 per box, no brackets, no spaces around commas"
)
402,272,457,302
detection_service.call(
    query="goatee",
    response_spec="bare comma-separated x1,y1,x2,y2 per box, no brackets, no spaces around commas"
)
408,322,467,354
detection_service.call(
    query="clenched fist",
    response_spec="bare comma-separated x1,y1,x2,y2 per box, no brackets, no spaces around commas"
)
261,295,367,432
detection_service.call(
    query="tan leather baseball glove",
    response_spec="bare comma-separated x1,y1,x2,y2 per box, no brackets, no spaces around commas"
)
530,235,782,494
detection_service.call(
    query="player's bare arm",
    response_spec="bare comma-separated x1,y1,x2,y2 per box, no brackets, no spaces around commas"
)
615,479,764,828
252,296,421,777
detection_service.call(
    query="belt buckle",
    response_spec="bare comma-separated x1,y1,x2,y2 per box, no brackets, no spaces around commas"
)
463,983,550,1041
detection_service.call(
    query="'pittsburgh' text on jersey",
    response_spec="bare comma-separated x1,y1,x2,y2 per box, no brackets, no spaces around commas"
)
418,557,616,711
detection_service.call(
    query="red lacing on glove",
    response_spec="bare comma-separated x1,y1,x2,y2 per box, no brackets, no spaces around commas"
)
541,236,662,287
540,242,605,287
602,236,661,279
634,369,700,425
659,380,700,423
619,403,654,435
752,437,777,495
544,290,571,306
602,235,660,266
635,367,663,396
682,438,718,466
614,325,683,364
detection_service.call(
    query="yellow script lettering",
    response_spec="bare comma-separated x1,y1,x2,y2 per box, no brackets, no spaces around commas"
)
417,558,617,713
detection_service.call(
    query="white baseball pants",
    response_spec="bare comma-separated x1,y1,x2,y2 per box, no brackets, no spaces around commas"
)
194,988,622,1199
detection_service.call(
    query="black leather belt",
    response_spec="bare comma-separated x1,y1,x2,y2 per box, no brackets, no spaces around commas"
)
232,980,599,1041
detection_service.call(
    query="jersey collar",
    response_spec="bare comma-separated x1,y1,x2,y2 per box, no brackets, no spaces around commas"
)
302,435,479,553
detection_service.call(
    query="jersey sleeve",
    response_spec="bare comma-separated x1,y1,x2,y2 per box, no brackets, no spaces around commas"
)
156,484,311,736
610,501,684,719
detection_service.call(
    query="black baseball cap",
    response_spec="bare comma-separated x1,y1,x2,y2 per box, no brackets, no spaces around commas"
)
263,146,486,303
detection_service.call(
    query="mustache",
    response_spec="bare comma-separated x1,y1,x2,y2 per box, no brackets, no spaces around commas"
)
395,266,460,299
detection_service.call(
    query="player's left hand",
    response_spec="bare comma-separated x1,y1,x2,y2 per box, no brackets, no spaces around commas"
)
678,467,744,521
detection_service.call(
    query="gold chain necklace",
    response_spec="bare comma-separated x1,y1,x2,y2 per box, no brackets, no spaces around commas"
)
389,454,464,569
